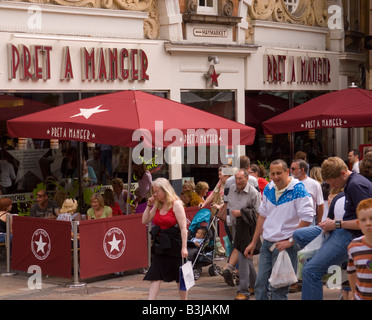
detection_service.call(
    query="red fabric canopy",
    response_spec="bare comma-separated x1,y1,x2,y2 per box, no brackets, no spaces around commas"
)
7,90,255,147
245,93,291,127
0,95,52,121
262,88,372,135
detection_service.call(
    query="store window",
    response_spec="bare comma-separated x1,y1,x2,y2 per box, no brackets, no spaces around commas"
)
181,90,235,189
198,0,218,15
0,91,168,212
245,91,330,169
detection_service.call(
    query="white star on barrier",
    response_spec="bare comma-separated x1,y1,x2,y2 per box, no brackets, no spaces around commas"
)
108,235,121,253
34,235,47,254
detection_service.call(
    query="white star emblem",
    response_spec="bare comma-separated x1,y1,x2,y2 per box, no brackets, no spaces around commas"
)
70,105,108,120
34,235,47,254
108,235,121,253
8,149,49,183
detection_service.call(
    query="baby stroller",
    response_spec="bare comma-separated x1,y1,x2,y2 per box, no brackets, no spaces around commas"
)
187,208,221,280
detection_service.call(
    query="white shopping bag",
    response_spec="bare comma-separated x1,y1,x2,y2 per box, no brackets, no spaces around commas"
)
297,232,326,280
179,261,195,291
268,250,298,288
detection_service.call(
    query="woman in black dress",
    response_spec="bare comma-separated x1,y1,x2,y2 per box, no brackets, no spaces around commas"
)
142,178,188,300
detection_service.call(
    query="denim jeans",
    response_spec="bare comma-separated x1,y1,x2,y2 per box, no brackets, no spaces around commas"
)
293,226,353,300
255,239,300,300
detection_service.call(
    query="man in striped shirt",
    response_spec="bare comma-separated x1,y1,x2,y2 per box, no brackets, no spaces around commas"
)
347,198,372,300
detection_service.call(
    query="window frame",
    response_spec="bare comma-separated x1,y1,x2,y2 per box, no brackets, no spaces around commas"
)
197,0,218,15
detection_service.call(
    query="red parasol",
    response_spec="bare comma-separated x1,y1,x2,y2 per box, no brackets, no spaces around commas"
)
7,90,255,147
262,87,372,135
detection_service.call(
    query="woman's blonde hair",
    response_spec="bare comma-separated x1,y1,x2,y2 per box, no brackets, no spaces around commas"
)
90,192,105,208
60,198,78,214
152,178,179,209
310,166,323,183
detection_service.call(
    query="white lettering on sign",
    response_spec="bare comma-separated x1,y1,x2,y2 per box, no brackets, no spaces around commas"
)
301,118,346,129
47,127,92,140
193,28,228,38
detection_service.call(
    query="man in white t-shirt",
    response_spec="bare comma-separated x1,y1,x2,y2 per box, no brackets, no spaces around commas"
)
291,159,324,225
348,149,360,173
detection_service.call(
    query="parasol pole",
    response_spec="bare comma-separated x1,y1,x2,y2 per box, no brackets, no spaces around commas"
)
126,147,133,214
77,92,83,212
288,91,295,162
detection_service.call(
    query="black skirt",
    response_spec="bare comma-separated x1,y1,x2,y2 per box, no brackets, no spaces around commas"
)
144,253,182,283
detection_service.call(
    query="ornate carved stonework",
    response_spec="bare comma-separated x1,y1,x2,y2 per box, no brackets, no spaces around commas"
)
11,0,160,39
246,0,328,43
186,0,235,16
248,0,328,27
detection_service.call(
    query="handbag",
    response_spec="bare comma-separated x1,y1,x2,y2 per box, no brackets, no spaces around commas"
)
268,250,298,288
179,260,195,291
297,232,326,280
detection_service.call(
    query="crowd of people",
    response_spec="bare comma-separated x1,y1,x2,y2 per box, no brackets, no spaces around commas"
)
1,147,372,301
139,150,372,301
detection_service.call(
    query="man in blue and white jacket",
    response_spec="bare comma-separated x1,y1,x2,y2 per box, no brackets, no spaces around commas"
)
245,159,314,300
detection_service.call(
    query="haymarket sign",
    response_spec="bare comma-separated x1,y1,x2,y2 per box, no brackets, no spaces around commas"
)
7,43,149,82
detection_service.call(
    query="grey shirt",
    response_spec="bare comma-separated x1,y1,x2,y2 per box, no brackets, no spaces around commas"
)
30,199,60,219
227,182,261,237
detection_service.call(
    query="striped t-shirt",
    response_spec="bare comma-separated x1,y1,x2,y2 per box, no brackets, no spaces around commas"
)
347,236,372,300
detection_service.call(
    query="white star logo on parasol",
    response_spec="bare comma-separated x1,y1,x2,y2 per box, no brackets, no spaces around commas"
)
70,105,109,119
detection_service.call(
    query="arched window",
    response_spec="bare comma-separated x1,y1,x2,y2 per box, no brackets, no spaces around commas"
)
283,0,299,14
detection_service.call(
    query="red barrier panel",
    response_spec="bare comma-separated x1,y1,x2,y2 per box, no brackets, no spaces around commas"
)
79,214,148,279
184,206,201,225
11,216,72,278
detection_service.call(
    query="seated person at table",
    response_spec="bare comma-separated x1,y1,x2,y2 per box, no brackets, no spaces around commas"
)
30,189,60,219
111,178,135,215
0,197,13,244
103,188,123,216
87,193,112,220
57,198,81,222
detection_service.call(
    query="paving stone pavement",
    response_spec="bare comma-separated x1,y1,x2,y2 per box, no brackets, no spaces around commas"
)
0,255,341,301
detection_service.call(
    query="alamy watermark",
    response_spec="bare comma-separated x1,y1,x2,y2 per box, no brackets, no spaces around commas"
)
26,3,343,33
328,5,343,30
132,121,242,166
27,5,42,31
27,265,42,290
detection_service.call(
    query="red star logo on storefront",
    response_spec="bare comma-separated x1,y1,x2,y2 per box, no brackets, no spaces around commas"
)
204,65,220,87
